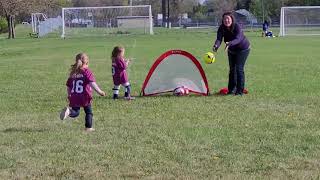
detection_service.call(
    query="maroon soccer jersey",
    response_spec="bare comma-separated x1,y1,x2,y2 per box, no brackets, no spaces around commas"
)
66,68,96,107
112,57,129,85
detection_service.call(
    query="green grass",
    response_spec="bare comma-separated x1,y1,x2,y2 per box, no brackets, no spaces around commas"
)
1,26,320,179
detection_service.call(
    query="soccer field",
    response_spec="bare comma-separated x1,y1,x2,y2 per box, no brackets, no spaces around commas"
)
1,27,320,179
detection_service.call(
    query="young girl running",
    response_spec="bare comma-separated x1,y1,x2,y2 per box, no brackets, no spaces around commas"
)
111,46,134,100
60,53,106,132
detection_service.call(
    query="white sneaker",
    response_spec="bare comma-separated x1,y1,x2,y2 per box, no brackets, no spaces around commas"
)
85,128,95,132
124,96,135,100
60,107,70,120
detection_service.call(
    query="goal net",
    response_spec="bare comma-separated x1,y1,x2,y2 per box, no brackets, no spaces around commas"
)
142,50,210,96
280,6,320,36
31,13,62,37
61,5,153,38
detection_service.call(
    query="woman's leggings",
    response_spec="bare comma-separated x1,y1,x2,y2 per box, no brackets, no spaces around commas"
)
227,48,250,94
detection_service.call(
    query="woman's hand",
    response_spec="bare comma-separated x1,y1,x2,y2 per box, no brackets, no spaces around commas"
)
224,42,230,51
212,45,218,52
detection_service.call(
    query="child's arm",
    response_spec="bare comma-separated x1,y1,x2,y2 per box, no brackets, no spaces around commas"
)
125,59,130,66
121,58,129,69
67,87,71,97
66,87,71,102
90,82,106,96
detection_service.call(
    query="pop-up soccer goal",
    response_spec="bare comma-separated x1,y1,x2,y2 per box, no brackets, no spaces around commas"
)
141,50,210,96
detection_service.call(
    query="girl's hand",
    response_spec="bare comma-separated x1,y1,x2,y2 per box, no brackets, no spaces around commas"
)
126,58,135,62
100,91,106,96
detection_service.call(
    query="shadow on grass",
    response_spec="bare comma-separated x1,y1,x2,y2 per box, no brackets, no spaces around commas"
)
2,127,47,133
94,91,230,100
211,92,230,97
137,94,209,99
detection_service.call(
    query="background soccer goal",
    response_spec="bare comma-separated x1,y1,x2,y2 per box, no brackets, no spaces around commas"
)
280,6,320,36
31,13,62,38
61,5,153,38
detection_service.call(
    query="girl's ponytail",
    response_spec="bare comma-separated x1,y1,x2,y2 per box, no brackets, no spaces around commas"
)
69,53,88,76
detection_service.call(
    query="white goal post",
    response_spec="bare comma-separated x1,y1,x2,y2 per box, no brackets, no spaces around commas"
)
31,13,62,37
280,6,320,36
61,5,153,38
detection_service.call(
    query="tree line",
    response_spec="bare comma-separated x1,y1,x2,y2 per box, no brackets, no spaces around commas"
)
1,0,320,38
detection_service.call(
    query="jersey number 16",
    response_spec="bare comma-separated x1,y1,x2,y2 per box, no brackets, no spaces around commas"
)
71,80,84,93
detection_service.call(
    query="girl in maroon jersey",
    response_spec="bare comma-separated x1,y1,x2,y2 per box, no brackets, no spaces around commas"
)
111,46,134,100
60,53,106,132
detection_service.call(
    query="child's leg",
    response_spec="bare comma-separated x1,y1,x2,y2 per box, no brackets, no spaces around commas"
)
69,107,80,118
122,82,131,97
60,106,80,120
113,85,120,99
83,105,93,128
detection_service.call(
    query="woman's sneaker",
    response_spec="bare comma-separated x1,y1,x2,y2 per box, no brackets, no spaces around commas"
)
124,96,135,100
60,107,70,120
85,128,95,132
235,92,243,96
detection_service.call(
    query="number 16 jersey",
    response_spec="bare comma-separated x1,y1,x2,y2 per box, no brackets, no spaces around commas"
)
66,68,96,107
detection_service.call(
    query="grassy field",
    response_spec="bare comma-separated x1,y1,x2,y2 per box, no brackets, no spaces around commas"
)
1,26,320,179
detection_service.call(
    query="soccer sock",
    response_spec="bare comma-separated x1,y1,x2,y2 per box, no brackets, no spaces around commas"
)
124,85,131,97
113,85,120,99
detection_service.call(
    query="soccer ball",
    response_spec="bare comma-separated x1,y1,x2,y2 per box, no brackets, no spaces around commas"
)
203,52,215,64
184,88,189,95
173,86,189,96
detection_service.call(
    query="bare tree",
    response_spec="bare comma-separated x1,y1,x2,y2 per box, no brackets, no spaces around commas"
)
71,0,127,7
236,0,251,9
205,0,237,20
0,0,22,38
162,0,166,27
175,0,199,20
0,0,63,39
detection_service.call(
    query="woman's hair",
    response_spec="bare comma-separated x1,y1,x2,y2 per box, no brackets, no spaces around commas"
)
69,53,88,76
111,46,124,62
221,11,236,32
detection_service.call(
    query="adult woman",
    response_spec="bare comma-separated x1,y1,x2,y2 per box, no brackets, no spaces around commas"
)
213,12,250,96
